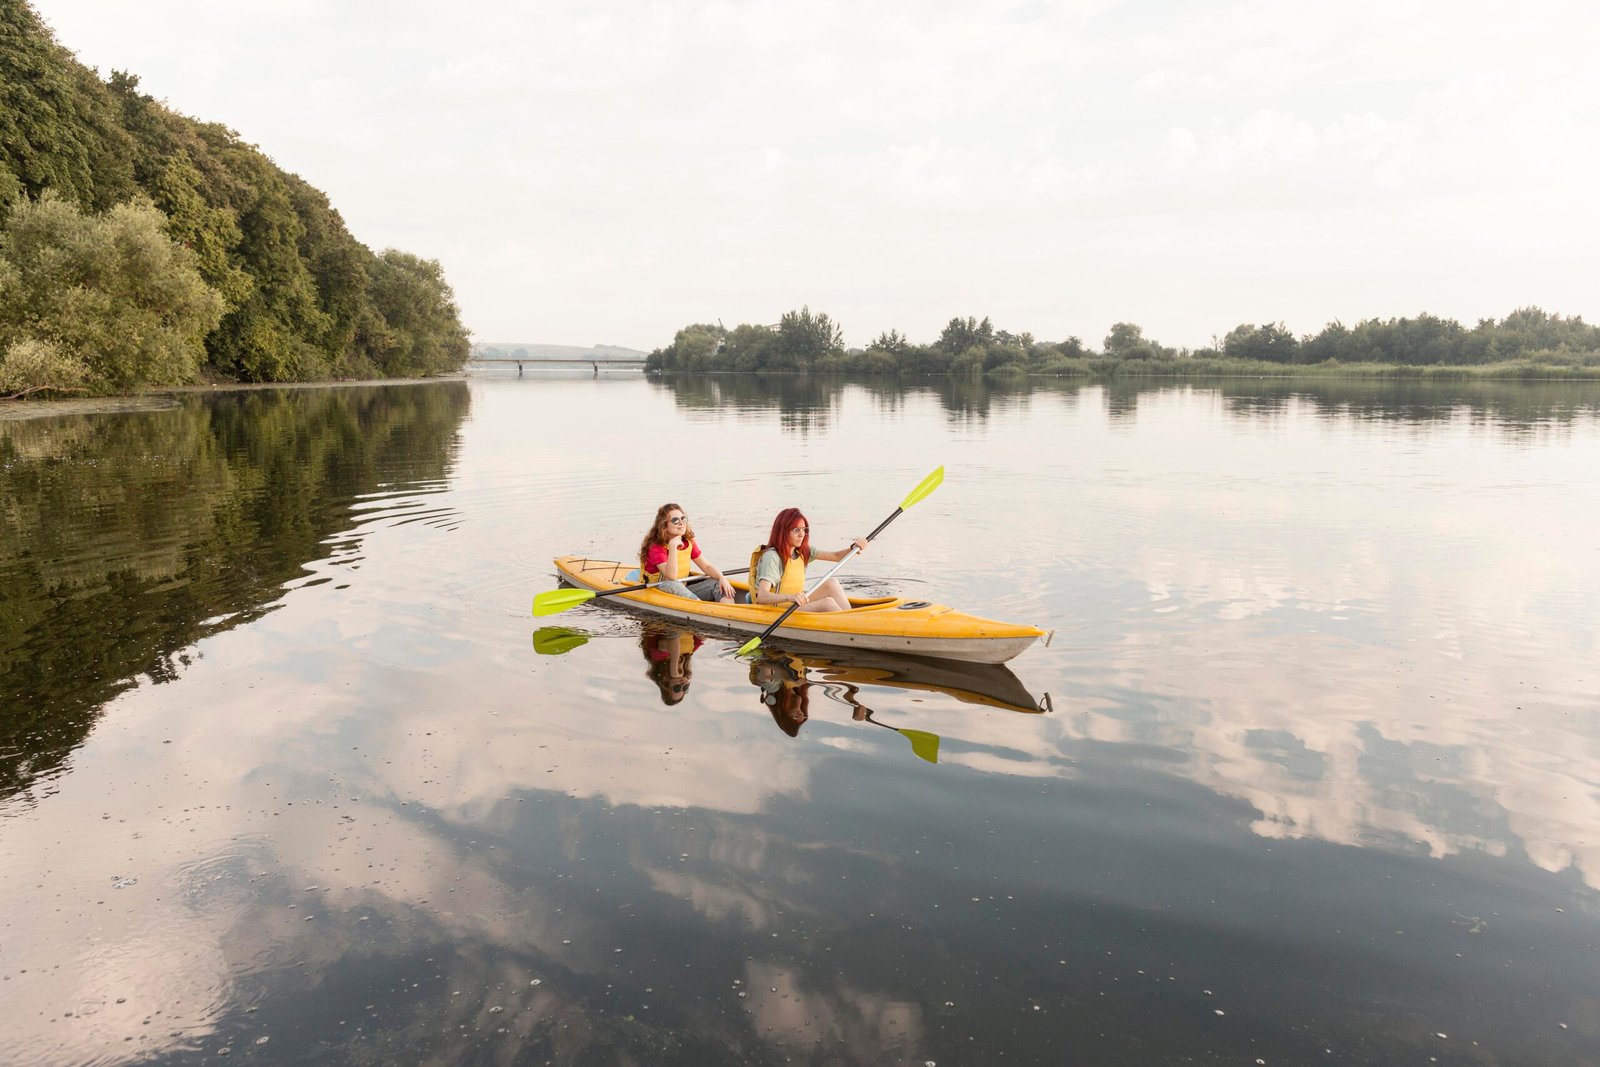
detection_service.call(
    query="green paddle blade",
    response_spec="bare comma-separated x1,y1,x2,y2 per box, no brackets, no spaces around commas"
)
900,728,941,764
899,465,944,511
532,587,597,616
532,626,590,655
736,635,762,657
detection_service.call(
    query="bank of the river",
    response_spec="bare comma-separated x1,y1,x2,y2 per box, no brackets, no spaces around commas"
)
0,374,467,421
11,359,1600,422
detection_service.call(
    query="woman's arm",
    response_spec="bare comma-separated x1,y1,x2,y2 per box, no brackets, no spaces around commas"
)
656,542,681,579
695,555,736,599
812,537,869,563
755,579,810,606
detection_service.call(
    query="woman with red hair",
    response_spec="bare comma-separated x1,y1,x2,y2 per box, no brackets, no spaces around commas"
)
750,507,867,613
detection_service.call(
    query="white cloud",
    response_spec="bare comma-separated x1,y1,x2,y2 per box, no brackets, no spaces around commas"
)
30,0,1600,348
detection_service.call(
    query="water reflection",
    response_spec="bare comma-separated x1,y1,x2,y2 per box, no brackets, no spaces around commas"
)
642,626,704,705
4,375,1599,1065
750,650,810,736
651,373,845,433
740,643,1048,761
1213,376,1600,431
649,372,1600,435
531,625,590,656
0,383,470,804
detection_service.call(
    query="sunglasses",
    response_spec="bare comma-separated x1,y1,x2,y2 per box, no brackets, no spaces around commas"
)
667,516,686,525
790,526,809,534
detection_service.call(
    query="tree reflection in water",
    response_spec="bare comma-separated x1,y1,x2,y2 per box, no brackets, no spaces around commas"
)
0,383,471,803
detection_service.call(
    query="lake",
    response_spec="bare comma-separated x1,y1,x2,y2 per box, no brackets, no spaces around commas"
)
2,373,1598,1065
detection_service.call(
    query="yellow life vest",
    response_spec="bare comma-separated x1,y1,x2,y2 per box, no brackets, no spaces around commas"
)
751,546,809,598
646,540,694,582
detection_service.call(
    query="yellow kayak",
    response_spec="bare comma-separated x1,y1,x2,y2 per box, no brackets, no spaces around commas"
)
552,556,1046,664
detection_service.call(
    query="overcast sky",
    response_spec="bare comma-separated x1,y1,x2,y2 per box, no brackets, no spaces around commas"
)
32,0,1600,351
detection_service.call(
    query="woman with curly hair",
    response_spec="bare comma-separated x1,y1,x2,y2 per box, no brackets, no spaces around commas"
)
639,502,736,602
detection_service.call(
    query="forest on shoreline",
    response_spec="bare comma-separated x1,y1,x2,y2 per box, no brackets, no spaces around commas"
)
648,307,1600,381
0,2,469,399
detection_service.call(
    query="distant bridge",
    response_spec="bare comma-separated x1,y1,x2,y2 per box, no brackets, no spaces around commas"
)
468,357,647,377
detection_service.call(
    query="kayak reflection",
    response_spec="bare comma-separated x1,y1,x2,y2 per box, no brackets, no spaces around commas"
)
758,644,1050,716
641,625,704,705
745,644,1050,761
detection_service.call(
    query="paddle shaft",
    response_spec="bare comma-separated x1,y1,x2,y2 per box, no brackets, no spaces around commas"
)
612,564,747,598
533,565,748,616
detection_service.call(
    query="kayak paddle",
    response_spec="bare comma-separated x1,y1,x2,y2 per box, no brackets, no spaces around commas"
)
533,566,749,617
736,465,944,657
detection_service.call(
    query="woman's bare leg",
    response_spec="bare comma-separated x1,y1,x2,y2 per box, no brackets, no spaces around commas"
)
814,578,851,611
793,595,847,613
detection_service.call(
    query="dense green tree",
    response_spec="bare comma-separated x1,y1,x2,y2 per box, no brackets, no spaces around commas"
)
950,344,988,375
647,322,725,372
0,2,137,211
0,193,222,395
1053,336,1089,359
192,125,331,380
897,342,951,375
1222,322,1300,363
285,174,384,376
1103,322,1155,360
0,157,20,208
105,74,251,298
937,316,994,355
0,4,470,395
723,323,774,371
1299,320,1349,364
364,250,470,377
869,329,910,356
642,305,1600,379
861,330,909,375
770,306,844,370
986,329,1031,369
1478,306,1600,358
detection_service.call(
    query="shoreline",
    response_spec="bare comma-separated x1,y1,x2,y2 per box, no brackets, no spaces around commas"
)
8,366,1600,422
0,374,466,421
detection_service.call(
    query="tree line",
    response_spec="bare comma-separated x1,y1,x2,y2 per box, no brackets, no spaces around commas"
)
0,2,469,397
648,306,1600,377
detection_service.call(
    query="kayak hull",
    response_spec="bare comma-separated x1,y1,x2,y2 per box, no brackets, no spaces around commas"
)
552,556,1045,665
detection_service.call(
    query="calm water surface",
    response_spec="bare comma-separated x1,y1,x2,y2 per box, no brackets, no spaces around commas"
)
2,374,1598,1065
